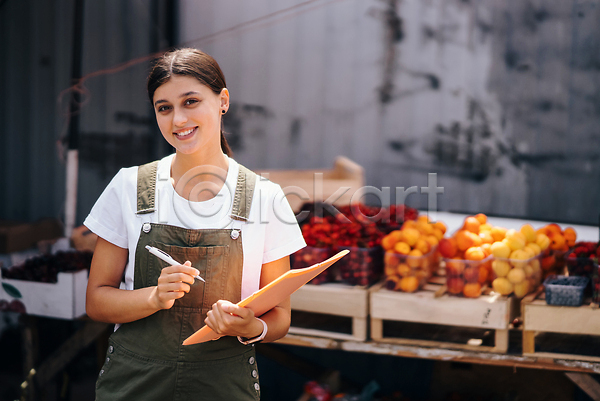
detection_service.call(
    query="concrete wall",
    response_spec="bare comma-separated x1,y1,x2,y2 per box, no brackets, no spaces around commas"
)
178,0,600,225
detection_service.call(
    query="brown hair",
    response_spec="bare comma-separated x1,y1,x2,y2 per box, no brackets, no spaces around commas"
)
147,48,232,157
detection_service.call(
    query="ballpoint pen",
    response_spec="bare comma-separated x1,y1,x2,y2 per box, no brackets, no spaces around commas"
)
145,245,205,282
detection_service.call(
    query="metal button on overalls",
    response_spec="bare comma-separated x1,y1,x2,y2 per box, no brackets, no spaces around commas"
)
95,160,261,401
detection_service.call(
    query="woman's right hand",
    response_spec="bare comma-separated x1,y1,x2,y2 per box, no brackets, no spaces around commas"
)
153,261,199,310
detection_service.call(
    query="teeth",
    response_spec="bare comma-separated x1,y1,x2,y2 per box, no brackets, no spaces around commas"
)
175,128,194,136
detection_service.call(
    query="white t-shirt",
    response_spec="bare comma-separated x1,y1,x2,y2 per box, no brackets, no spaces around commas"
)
84,154,306,299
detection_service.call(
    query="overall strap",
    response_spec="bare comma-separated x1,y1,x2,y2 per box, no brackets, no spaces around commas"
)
231,164,257,222
136,160,159,214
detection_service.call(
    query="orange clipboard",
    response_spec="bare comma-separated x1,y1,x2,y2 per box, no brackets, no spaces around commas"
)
182,249,349,345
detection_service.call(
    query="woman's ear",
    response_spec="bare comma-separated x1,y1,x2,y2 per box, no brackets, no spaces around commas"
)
220,88,230,109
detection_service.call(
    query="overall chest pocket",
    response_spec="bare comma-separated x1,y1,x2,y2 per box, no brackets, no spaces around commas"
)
147,242,239,310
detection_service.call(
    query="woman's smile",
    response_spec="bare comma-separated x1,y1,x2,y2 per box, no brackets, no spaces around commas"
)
173,126,197,140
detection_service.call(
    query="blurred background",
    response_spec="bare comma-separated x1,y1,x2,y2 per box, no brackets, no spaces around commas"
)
1,1,600,400
2,0,599,227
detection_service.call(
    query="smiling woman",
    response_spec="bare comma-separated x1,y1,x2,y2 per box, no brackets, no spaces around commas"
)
83,48,306,401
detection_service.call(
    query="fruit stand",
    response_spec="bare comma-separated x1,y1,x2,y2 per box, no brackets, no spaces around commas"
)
275,209,600,400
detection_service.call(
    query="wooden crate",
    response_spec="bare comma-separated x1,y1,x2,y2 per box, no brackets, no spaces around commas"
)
289,283,369,341
258,156,365,213
522,295,600,362
370,281,517,353
0,270,88,320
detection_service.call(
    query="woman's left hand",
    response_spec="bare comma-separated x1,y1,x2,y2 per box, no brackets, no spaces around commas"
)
205,300,264,339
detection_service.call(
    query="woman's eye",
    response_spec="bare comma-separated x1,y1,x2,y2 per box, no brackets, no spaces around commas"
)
157,105,171,112
184,98,199,106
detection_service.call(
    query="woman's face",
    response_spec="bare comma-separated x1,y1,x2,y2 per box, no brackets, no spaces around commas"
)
153,75,228,157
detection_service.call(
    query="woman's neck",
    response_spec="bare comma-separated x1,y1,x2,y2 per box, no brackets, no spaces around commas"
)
170,150,230,202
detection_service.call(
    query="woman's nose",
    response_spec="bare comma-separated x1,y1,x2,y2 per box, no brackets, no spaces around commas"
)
173,108,188,126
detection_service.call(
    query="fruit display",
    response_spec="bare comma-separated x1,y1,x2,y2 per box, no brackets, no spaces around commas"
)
438,214,494,298
384,247,439,292
335,246,383,286
487,224,546,298
565,241,600,302
1,250,93,283
381,215,445,292
536,223,577,277
291,246,334,284
293,203,418,285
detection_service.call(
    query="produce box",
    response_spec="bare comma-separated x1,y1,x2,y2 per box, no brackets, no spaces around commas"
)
291,246,333,284
383,246,439,292
490,253,542,298
443,256,492,298
565,242,600,302
0,218,63,253
0,270,88,319
335,246,383,286
0,250,91,319
543,275,588,307
259,156,364,213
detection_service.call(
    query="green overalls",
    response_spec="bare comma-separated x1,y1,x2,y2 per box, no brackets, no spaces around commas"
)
95,160,261,401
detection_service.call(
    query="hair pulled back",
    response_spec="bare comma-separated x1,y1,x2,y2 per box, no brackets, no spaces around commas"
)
147,48,232,157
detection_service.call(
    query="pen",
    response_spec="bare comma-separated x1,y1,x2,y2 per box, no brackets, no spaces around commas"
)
145,245,205,282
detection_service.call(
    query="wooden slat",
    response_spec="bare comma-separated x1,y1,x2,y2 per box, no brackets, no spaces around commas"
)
370,286,512,330
565,372,600,401
523,299,600,336
290,283,369,318
277,334,600,374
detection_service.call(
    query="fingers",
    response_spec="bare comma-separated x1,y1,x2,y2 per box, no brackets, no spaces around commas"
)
205,301,256,337
155,261,199,309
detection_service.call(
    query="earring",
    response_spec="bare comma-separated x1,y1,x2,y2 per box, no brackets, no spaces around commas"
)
221,110,226,114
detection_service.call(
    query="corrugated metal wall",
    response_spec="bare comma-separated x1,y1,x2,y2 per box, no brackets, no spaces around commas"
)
0,0,174,225
178,0,600,225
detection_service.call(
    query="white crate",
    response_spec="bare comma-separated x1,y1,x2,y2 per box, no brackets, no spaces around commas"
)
370,282,516,353
1,270,88,320
290,283,369,341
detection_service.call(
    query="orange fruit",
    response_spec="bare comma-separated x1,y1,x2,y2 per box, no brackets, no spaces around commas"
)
406,249,424,268
438,237,457,258
446,258,466,275
447,277,465,294
549,233,566,251
536,233,550,251
399,276,420,293
463,282,482,298
479,231,494,244
424,235,439,248
402,227,421,247
381,235,397,251
480,243,492,256
564,227,577,247
464,246,486,261
415,239,431,255
393,242,411,255
490,226,508,242
475,213,487,224
433,221,447,235
432,228,444,240
389,230,404,242
545,223,562,236
463,216,481,233
397,263,412,277
520,224,536,243
456,230,475,251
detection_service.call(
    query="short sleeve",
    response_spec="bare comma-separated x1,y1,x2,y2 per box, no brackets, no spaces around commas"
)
261,184,306,264
83,169,129,249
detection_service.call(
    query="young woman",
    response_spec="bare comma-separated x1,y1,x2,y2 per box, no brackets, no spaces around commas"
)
84,48,306,400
